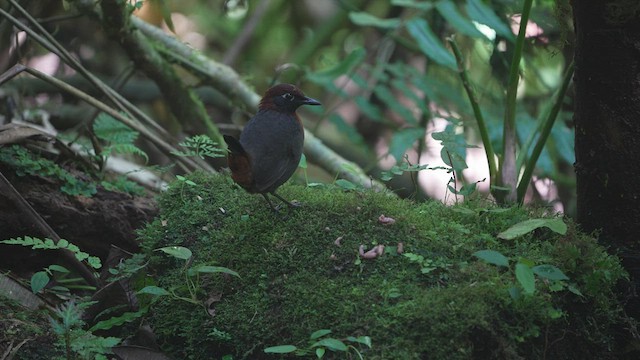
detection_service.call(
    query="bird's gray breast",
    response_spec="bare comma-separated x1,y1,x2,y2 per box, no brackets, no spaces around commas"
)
239,110,304,192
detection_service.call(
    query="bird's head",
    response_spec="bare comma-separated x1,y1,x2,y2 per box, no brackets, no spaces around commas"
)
258,83,321,112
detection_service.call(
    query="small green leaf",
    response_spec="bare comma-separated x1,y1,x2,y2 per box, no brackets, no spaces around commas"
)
264,345,297,354
440,147,468,170
310,329,332,340
137,286,171,296
532,264,569,281
349,12,401,29
473,250,509,267
195,265,240,278
155,246,192,260
335,179,358,191
87,256,102,269
316,347,326,358
498,218,567,240
298,154,307,169
31,271,50,293
515,263,536,294
93,112,139,144
312,338,348,351
406,18,457,70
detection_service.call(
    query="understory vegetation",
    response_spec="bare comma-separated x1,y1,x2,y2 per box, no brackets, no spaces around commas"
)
137,172,626,359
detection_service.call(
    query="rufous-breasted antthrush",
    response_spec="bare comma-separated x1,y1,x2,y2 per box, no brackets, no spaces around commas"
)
223,84,321,211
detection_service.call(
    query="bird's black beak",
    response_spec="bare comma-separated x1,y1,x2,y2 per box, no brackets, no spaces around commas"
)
302,96,321,106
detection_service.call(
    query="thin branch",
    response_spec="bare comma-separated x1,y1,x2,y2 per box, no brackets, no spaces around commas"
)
0,2,185,158
100,0,224,145
223,0,271,66
0,64,207,172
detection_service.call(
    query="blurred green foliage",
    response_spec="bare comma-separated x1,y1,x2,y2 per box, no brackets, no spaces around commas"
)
169,0,574,209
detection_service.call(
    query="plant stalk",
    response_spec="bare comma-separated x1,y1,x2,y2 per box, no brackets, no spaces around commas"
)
500,0,533,203
517,61,574,203
448,38,497,182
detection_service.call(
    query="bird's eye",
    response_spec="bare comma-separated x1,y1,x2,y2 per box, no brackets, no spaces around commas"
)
282,93,295,101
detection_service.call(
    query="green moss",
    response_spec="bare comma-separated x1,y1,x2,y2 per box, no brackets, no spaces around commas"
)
139,172,627,359
0,296,63,359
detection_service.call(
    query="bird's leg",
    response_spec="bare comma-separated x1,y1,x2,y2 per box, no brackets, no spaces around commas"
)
271,191,301,209
260,193,279,212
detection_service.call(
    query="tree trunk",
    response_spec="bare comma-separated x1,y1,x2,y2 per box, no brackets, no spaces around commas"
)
572,1,640,314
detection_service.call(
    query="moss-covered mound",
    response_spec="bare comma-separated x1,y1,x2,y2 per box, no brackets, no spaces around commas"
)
139,172,626,359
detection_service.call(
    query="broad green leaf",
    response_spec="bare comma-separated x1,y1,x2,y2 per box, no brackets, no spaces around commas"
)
312,338,348,351
473,250,509,267
30,271,49,293
389,128,424,161
329,114,367,148
155,246,192,260
48,265,69,273
392,0,435,10
373,85,417,124
310,329,332,340
195,265,240,278
89,308,148,332
307,48,366,84
568,284,583,297
465,0,514,41
436,0,486,38
264,345,297,354
391,79,429,113
515,263,535,294
349,12,401,29
137,286,171,296
532,265,569,281
406,18,457,70
508,286,521,300
498,218,567,239
354,96,384,122
347,336,373,348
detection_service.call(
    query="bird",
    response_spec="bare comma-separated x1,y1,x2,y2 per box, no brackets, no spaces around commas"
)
223,84,321,211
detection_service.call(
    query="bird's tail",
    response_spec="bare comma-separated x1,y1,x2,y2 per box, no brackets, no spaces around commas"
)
223,135,246,155
224,135,253,190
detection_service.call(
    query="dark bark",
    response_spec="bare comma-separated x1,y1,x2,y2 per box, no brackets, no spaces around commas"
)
572,1,640,314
